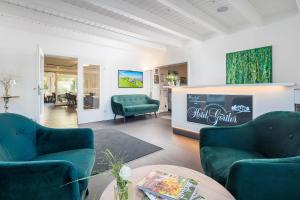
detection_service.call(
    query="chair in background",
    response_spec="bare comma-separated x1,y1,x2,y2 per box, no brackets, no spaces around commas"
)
200,111,300,200
69,94,77,106
65,93,71,106
51,92,56,103
84,93,99,109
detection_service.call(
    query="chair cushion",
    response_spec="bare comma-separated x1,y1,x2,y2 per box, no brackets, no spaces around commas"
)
0,113,37,161
113,95,148,106
32,148,95,192
124,104,158,112
201,146,265,185
252,112,300,158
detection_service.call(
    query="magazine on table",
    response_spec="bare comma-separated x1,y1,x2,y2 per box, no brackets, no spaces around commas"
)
137,170,201,200
143,190,205,200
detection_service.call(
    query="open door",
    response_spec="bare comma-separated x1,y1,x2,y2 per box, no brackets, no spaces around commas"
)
36,46,44,122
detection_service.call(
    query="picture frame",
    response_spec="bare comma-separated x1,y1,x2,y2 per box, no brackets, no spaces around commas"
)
118,70,143,88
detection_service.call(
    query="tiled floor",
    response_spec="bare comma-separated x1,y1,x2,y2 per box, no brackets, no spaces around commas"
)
80,115,201,200
41,103,78,128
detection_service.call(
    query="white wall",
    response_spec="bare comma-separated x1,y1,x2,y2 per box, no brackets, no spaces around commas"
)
0,16,163,123
160,14,300,87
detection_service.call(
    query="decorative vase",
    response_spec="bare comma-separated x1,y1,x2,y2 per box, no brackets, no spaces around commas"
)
2,85,9,97
168,81,174,86
114,184,129,200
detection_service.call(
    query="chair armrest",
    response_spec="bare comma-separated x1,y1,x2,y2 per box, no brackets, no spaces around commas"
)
226,157,300,200
36,126,94,155
147,97,160,106
0,161,81,200
111,100,125,116
200,123,256,151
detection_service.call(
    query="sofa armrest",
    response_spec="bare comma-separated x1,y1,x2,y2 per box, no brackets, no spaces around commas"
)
226,157,300,200
0,161,81,200
200,123,256,151
36,126,94,155
111,100,125,116
147,97,160,106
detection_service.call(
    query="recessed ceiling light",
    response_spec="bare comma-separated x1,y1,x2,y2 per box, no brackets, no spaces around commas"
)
217,6,229,13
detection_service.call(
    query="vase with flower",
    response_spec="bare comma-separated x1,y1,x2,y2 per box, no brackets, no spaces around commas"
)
0,76,16,97
103,149,131,200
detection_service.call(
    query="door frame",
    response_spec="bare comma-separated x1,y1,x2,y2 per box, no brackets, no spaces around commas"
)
36,48,80,124
36,45,44,122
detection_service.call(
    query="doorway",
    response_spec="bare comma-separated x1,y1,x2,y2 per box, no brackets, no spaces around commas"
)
42,55,78,128
154,62,188,118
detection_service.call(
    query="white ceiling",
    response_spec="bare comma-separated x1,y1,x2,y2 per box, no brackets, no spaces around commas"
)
0,0,299,49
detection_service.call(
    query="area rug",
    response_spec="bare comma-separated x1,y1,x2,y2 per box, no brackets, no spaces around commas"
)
92,129,163,174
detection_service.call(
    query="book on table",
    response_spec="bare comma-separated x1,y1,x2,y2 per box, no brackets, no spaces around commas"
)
143,190,205,200
137,170,204,200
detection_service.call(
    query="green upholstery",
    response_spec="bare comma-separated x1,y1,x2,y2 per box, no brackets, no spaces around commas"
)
33,148,95,193
200,111,300,200
111,94,159,118
201,147,265,185
0,113,95,200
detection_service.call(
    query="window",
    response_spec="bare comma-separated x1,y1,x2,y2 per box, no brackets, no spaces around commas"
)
83,65,100,109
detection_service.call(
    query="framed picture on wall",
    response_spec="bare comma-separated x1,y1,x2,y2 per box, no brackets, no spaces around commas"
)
226,46,272,84
118,70,143,88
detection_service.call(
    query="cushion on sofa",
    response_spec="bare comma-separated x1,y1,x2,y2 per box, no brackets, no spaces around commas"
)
201,146,265,185
113,95,148,106
32,148,95,192
124,104,158,112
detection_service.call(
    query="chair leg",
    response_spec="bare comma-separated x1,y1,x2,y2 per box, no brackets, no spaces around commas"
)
154,112,157,118
123,117,126,123
114,114,116,120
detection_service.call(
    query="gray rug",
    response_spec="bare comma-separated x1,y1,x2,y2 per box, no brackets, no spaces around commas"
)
92,129,163,174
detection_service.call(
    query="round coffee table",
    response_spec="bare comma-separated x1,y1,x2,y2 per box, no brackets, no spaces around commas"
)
100,165,235,200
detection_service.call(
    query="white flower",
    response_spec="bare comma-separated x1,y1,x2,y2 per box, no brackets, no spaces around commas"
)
9,80,16,86
119,165,131,181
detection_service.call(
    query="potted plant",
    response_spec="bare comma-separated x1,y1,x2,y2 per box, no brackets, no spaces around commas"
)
165,73,179,86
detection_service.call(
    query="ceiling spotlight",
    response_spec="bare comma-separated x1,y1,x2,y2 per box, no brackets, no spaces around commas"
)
217,6,229,13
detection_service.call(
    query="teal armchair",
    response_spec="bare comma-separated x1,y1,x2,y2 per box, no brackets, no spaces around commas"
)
200,111,300,200
0,113,96,200
111,94,159,122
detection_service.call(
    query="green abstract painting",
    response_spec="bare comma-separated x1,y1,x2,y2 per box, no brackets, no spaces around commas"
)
226,46,272,84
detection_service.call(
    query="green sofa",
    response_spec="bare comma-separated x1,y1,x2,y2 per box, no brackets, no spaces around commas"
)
0,113,95,200
111,94,160,122
200,111,300,200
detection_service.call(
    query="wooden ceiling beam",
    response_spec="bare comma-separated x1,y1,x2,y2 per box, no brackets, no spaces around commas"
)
156,0,230,34
81,0,204,42
0,0,183,47
228,0,263,26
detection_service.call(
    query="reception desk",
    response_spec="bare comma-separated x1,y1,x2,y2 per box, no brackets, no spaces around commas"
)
171,83,296,139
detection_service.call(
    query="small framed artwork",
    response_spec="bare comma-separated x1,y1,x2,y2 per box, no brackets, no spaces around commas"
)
154,75,159,84
118,70,143,88
155,68,159,74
